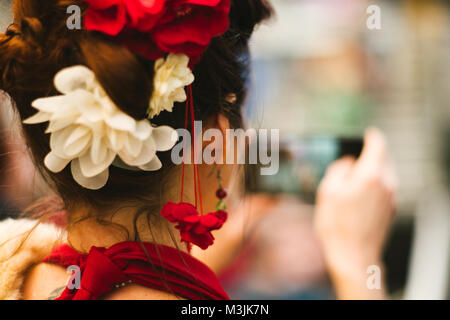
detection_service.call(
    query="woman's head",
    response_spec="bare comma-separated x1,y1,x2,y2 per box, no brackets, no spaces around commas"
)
0,0,272,217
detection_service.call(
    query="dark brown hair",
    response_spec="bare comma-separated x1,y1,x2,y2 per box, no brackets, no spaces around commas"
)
0,0,273,221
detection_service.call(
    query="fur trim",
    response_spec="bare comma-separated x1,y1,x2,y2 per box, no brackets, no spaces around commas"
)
0,219,65,300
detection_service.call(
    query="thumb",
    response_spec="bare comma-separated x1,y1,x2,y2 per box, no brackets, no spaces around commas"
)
355,127,387,174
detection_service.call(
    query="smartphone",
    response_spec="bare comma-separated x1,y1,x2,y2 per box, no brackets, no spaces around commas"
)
247,135,363,203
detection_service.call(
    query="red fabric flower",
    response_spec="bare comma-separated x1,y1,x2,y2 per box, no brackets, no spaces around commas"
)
83,0,231,63
161,202,228,250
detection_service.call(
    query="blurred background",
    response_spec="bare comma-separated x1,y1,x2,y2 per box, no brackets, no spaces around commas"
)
221,0,450,300
1,0,449,300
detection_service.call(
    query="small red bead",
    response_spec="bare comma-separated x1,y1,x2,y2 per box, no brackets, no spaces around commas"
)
216,188,227,199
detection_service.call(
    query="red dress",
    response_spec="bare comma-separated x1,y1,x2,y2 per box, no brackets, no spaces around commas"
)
43,242,229,300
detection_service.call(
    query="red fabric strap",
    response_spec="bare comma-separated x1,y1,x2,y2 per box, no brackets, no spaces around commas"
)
43,242,229,300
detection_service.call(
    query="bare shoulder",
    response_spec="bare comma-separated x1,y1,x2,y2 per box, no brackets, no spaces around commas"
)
22,263,69,300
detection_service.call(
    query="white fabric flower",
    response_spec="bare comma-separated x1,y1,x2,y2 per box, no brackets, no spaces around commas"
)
24,65,179,190
148,53,195,119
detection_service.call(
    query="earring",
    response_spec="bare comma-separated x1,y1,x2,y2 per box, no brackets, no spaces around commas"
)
215,167,227,211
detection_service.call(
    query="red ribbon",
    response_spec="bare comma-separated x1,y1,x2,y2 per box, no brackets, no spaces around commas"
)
43,242,229,300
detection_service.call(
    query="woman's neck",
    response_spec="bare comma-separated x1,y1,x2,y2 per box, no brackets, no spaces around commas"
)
66,206,187,254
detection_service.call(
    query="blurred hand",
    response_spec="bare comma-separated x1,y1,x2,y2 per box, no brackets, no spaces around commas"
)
314,128,397,299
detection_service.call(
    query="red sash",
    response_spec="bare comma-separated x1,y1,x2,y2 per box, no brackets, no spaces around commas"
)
43,242,229,300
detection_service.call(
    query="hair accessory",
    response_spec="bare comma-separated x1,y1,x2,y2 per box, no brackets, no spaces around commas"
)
83,0,231,64
160,86,228,251
24,65,179,190
161,202,227,251
23,0,232,238
148,53,195,118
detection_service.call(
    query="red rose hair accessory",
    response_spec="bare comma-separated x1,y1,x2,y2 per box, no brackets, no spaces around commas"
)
161,202,227,250
160,86,228,251
83,0,231,64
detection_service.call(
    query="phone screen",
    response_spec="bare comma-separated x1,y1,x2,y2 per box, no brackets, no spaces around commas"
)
247,135,363,203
